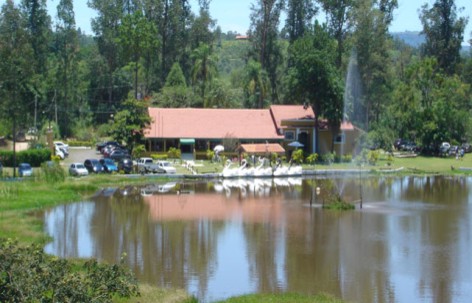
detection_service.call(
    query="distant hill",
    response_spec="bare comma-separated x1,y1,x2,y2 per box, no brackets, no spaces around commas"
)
391,31,471,53
391,31,425,48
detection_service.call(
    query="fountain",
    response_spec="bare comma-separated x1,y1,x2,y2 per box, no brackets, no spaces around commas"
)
335,50,364,198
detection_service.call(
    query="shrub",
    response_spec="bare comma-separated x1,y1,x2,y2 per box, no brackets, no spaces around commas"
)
368,150,380,165
150,153,168,160
41,160,66,183
0,148,51,167
0,239,139,303
67,140,93,147
291,149,304,164
132,144,146,159
322,152,335,165
206,149,215,161
342,154,352,163
167,147,181,159
306,153,318,165
386,153,394,166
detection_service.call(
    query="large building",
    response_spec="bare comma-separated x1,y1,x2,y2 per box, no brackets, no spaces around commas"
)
144,105,361,158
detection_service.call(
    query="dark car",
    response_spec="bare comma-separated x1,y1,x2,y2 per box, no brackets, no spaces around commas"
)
96,141,122,153
118,158,134,174
461,143,472,153
401,141,417,152
84,159,104,173
99,158,118,173
18,163,33,177
109,149,130,161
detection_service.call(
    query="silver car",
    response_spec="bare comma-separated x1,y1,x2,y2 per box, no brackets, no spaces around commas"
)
69,163,89,176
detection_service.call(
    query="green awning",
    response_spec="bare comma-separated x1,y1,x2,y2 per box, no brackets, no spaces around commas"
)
180,139,195,145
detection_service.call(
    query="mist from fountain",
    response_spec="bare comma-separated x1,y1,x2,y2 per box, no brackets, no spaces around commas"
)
338,50,363,195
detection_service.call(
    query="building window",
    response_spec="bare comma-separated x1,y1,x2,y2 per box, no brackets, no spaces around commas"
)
284,131,295,140
335,133,345,144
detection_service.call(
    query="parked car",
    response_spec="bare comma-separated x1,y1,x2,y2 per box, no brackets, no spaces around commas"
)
439,142,451,156
69,163,89,176
109,149,130,161
18,163,33,177
400,141,417,152
54,141,69,154
137,157,161,173
84,159,104,173
156,160,177,174
118,158,134,174
96,141,122,153
55,147,66,159
461,143,472,153
99,158,118,173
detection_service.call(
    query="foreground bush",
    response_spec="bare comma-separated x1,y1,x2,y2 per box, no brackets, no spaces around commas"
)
0,148,51,167
0,239,139,303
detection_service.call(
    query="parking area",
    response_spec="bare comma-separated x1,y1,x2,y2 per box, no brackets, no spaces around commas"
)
63,148,100,167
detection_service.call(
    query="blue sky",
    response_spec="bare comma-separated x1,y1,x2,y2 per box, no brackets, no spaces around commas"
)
3,0,472,40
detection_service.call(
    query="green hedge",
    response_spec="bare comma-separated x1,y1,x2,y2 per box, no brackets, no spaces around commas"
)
0,148,51,167
68,140,94,147
150,153,168,160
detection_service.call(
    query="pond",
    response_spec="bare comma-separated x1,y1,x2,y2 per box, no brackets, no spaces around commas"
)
43,176,472,303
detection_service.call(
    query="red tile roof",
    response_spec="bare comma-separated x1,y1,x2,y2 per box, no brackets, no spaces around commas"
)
239,143,285,154
145,108,283,140
270,105,315,130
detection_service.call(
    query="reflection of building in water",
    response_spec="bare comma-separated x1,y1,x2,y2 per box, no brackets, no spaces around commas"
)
143,189,288,223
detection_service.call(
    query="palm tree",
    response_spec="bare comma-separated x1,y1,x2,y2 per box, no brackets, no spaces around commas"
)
191,43,218,105
244,59,270,108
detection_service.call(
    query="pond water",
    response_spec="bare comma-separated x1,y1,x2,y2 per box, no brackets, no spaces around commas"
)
43,176,472,303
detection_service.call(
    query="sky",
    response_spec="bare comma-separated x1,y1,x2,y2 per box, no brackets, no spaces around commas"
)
2,0,472,41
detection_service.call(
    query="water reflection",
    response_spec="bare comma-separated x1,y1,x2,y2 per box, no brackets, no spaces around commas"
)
43,176,472,303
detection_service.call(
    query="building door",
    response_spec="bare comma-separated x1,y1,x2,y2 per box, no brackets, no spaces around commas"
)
298,132,309,152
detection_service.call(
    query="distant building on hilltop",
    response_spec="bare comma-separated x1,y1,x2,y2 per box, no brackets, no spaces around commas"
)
235,35,248,41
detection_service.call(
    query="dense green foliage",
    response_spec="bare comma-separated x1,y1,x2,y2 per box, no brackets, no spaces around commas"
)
0,0,471,155
0,148,51,167
0,239,139,302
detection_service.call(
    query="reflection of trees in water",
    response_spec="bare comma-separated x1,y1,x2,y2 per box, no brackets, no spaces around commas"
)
90,183,225,299
76,177,470,303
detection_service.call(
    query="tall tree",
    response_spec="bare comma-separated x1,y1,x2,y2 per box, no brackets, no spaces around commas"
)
88,0,126,106
420,0,468,75
243,59,270,109
21,0,51,75
20,0,51,129
249,0,284,105
351,0,397,130
191,43,218,104
283,0,317,44
109,96,151,150
320,0,355,69
55,0,79,137
158,0,192,85
286,22,344,152
117,10,158,99
189,0,215,49
0,0,34,174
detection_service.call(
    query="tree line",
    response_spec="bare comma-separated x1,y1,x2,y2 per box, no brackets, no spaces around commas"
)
0,0,471,153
